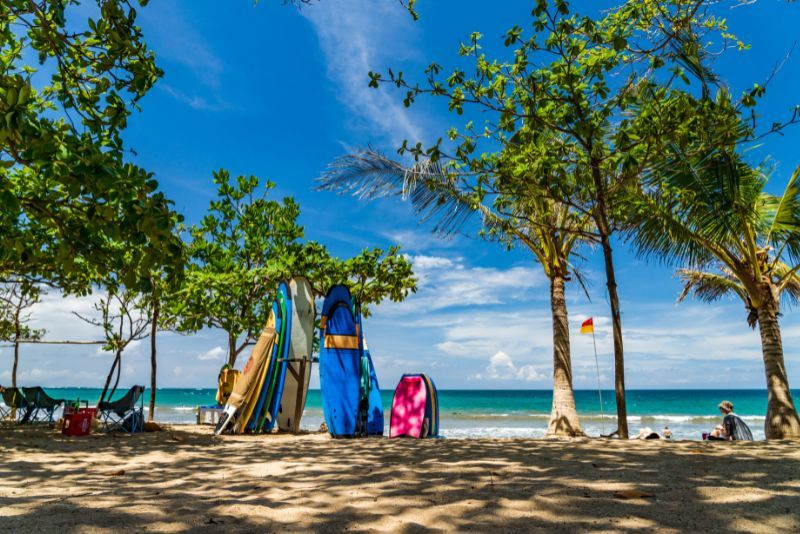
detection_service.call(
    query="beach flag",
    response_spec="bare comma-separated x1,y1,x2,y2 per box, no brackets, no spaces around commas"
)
580,317,594,334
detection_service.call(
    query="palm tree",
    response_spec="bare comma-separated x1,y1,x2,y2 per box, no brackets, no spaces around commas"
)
319,147,592,437
631,146,800,439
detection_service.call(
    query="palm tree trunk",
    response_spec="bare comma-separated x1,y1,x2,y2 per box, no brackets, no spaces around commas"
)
545,274,584,437
148,299,159,422
756,303,800,439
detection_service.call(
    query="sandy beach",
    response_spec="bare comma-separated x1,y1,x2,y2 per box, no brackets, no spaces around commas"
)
1,423,798,532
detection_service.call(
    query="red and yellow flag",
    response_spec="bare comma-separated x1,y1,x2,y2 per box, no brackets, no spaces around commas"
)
580,317,594,334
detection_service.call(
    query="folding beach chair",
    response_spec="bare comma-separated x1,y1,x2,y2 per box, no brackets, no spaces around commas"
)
1,387,29,421
0,387,9,419
97,385,145,433
20,387,66,424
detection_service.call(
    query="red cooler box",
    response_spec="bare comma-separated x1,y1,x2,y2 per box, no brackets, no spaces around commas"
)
62,403,96,437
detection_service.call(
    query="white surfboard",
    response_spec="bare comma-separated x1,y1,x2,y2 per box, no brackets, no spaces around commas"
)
277,277,315,433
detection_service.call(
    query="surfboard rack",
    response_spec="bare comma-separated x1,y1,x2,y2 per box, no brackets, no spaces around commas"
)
279,357,318,363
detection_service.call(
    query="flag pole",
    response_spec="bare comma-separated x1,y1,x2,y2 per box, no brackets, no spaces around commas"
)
591,327,606,435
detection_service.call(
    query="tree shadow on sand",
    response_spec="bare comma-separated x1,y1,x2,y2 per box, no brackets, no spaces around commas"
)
1,422,799,532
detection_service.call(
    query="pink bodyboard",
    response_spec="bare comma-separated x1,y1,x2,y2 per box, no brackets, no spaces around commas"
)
389,375,428,438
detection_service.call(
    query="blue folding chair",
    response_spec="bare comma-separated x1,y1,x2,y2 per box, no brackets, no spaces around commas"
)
97,385,145,433
20,387,65,424
1,387,29,422
0,386,9,419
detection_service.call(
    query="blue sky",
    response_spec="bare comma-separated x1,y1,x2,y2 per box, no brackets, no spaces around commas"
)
3,0,800,391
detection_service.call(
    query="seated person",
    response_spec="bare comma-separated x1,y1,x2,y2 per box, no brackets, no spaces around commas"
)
708,400,753,441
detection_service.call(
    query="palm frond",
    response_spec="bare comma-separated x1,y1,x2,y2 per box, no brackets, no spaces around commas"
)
626,188,715,266
636,139,768,271
773,260,800,307
676,268,747,304
763,165,800,260
668,28,720,98
317,148,474,236
568,262,592,302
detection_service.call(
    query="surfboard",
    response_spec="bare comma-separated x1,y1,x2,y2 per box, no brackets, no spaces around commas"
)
362,340,384,436
422,374,439,437
278,277,315,433
254,286,288,431
235,308,279,434
263,281,291,432
246,301,281,433
319,285,361,437
214,317,276,435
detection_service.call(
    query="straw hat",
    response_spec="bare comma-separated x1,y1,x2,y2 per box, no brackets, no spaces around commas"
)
718,400,734,413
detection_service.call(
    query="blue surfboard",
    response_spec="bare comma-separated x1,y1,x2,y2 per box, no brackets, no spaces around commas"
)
354,301,383,436
319,285,361,437
363,348,384,435
263,281,291,431
247,300,281,432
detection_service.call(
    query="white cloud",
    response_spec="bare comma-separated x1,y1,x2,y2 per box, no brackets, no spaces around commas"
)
475,351,546,382
378,254,545,314
124,339,144,358
30,291,107,342
429,310,552,361
301,0,426,146
409,255,454,270
197,346,226,361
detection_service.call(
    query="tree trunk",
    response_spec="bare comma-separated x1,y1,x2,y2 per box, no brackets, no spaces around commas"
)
227,334,237,367
545,274,585,438
756,303,800,439
11,327,20,419
590,166,628,439
97,350,121,409
148,300,159,422
599,232,628,439
12,336,20,389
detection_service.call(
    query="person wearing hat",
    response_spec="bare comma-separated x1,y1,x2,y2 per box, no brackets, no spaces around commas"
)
708,400,753,441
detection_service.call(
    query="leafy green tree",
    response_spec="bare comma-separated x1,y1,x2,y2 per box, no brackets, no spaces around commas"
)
0,279,44,391
0,1,182,287
320,142,592,437
176,170,417,367
630,134,800,438
305,242,417,315
175,170,304,366
366,0,743,438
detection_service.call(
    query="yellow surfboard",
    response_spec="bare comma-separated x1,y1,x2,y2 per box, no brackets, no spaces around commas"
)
233,311,277,434
215,313,276,435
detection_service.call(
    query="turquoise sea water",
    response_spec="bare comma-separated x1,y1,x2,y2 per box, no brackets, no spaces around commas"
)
15,387,792,440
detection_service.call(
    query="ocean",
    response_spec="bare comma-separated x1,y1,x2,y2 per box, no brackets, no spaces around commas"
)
22,388,788,440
